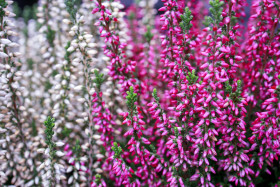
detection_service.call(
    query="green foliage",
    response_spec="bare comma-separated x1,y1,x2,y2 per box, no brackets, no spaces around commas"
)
111,142,122,158
152,88,159,103
44,117,55,147
93,69,105,91
64,41,72,62
0,0,8,17
27,58,34,70
204,0,224,26
186,70,198,85
73,140,82,158
144,26,153,43
44,80,52,91
180,7,193,33
0,0,7,9
65,0,80,22
128,12,135,20
94,174,102,185
44,117,56,186
13,2,37,22
209,0,224,23
226,80,243,103
230,11,237,26
23,5,37,23
236,80,242,96
31,120,38,137
174,127,179,138
46,26,56,47
126,86,137,111
12,2,21,18
225,81,232,93
62,127,71,138
52,70,59,77
135,0,141,5
149,144,156,153
172,166,178,175
203,16,212,27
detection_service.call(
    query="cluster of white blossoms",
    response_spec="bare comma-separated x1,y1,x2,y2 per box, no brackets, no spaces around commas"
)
0,0,127,186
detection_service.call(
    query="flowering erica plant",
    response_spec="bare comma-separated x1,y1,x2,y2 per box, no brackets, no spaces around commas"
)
0,0,280,186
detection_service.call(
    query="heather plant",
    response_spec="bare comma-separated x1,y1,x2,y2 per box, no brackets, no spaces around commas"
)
1,0,280,186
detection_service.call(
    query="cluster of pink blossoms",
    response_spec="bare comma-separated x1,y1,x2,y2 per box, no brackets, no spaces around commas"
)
89,0,280,186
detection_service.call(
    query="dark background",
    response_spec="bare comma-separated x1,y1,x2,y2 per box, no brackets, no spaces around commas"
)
14,0,38,8
13,0,164,10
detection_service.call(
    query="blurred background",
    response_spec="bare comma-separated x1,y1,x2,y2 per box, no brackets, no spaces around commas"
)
13,0,164,10
13,0,251,23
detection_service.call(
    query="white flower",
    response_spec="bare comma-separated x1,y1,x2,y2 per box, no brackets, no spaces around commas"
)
56,142,65,147
0,39,11,45
68,176,73,184
76,119,84,124
67,46,75,52
81,165,87,171
39,162,45,170
69,30,75,36
66,166,73,173
74,85,83,91
0,128,7,133
37,148,45,153
96,154,104,159
96,168,103,173
69,157,74,164
75,162,80,170
56,151,65,157
92,134,101,140
63,19,71,25
71,25,78,31
0,52,8,58
87,50,97,55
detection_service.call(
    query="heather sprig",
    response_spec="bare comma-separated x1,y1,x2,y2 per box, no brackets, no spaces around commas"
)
65,0,80,22
186,69,198,85
44,116,56,148
111,142,122,159
94,174,102,186
180,7,193,33
204,0,224,26
93,69,105,91
152,88,159,102
126,86,137,111
144,25,153,43
41,117,66,186
45,26,56,48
